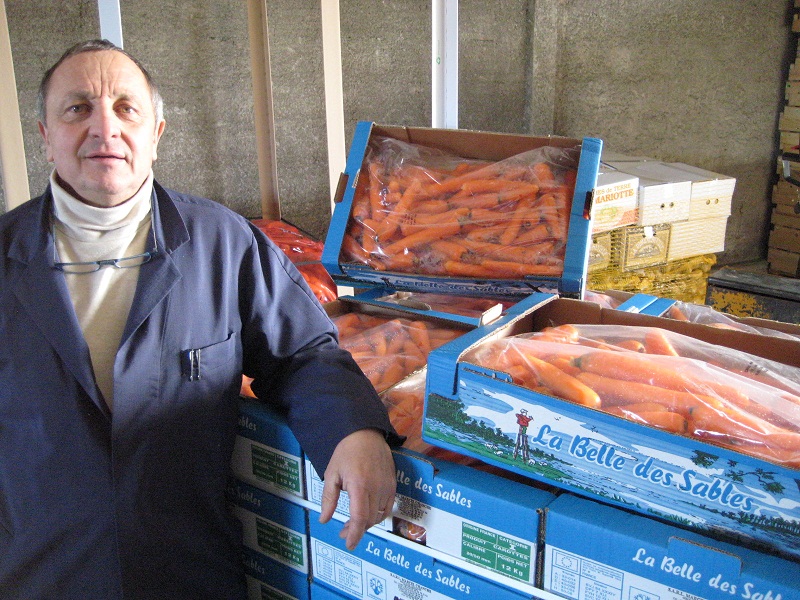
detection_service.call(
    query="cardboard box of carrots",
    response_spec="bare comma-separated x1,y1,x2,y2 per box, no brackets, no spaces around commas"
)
423,292,800,561
321,122,603,298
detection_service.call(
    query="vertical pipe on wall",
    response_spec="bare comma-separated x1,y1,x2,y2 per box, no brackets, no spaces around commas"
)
246,0,281,220
431,0,458,129
321,0,346,213
0,0,29,211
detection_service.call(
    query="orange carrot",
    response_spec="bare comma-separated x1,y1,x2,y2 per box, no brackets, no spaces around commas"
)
607,407,688,434
524,354,600,408
421,165,500,195
576,371,722,416
499,197,535,245
533,162,555,183
378,179,423,240
408,321,432,356
342,233,370,263
543,355,582,377
667,305,690,321
615,339,646,352
428,240,468,261
690,403,800,452
574,350,751,410
538,193,568,239
382,221,462,255
398,207,470,236
644,329,680,356
458,178,536,195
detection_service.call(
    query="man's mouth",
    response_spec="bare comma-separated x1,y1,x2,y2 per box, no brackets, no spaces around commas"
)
86,150,125,160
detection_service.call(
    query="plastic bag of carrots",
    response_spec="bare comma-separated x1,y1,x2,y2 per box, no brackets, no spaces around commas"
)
340,136,580,279
332,311,463,393
463,324,800,468
663,301,800,341
252,218,338,303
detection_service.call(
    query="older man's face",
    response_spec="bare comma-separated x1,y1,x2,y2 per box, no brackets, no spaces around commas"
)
38,50,165,207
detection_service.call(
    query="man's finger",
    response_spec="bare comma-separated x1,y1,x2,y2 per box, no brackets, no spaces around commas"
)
318,477,343,524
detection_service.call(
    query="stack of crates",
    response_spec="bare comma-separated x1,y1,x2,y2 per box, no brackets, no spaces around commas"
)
587,156,735,302
227,122,800,599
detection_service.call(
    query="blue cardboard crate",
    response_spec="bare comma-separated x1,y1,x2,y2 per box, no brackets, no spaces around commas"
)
310,581,348,599
423,293,800,561
322,122,602,298
308,509,538,600
232,398,306,499
242,546,311,600
388,448,555,587
227,478,310,575
542,494,800,600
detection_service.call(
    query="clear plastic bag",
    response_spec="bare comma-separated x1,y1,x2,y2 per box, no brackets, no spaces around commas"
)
333,313,461,393
340,136,581,278
464,323,800,468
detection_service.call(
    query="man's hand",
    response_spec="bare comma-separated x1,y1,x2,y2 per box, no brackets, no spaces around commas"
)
319,428,396,550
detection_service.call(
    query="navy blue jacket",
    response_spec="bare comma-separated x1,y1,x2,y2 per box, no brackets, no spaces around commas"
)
0,182,395,599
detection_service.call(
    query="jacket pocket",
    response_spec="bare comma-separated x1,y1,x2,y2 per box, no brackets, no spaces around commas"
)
180,331,238,382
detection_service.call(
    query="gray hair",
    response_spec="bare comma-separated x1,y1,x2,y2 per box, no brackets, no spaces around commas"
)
37,39,164,125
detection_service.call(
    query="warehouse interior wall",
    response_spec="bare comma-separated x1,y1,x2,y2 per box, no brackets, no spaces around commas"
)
1,0,794,266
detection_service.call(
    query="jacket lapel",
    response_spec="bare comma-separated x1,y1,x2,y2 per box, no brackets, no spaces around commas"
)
119,183,187,347
7,193,106,412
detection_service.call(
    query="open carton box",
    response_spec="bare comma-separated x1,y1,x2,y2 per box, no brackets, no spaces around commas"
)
422,293,800,560
541,493,799,600
322,122,603,298
386,448,555,587
308,508,538,600
596,290,800,339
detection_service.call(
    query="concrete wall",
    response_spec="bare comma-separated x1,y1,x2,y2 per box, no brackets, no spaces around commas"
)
1,0,794,265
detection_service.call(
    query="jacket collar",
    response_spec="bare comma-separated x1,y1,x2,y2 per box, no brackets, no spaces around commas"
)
7,180,190,264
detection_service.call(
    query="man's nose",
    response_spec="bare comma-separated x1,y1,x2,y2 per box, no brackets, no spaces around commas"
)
87,105,121,139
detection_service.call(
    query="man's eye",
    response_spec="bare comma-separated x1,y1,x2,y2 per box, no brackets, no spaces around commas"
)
68,105,88,114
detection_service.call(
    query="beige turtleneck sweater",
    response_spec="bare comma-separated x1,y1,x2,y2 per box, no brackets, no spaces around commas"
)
51,171,155,411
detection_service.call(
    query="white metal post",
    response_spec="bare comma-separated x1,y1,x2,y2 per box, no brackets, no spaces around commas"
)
0,0,30,211
97,0,123,47
321,0,346,213
431,0,458,129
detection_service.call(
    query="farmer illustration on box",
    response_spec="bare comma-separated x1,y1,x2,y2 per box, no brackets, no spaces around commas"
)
513,408,533,461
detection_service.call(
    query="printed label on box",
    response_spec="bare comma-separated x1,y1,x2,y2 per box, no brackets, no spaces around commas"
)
392,492,534,584
231,436,304,497
231,504,308,573
227,480,310,574
545,546,690,600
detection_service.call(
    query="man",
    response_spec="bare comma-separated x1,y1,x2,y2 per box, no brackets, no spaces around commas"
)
513,408,533,461
0,39,400,599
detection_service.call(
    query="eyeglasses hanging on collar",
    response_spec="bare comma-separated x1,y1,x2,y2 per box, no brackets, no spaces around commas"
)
51,211,159,274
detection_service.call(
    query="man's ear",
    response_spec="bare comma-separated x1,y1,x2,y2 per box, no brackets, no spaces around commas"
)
38,121,54,163
152,119,166,161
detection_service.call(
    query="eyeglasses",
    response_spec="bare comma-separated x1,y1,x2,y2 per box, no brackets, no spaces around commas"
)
52,221,159,274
